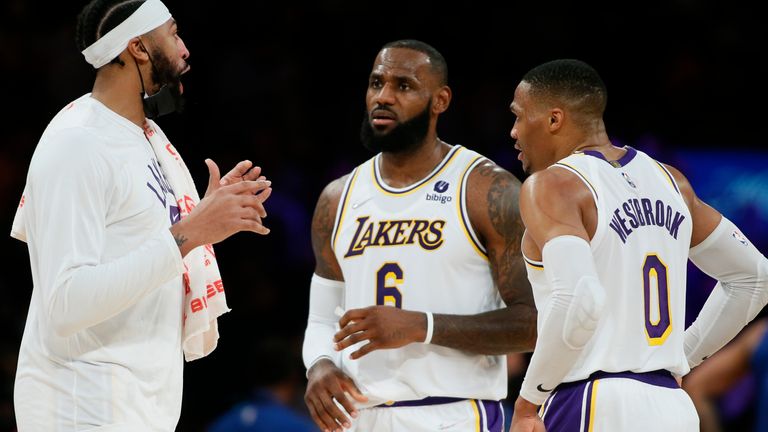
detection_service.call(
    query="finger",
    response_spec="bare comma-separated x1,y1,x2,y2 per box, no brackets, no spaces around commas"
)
340,377,369,403
256,187,273,204
205,159,221,196
241,195,267,218
338,308,368,328
241,165,263,181
334,320,367,343
229,179,272,195
242,219,270,235
334,329,370,351
331,388,359,421
319,393,351,430
307,397,335,432
220,160,253,186
239,208,263,226
350,341,377,360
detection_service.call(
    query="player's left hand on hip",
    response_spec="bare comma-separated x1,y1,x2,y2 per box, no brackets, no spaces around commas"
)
509,397,546,432
334,306,426,359
220,160,265,186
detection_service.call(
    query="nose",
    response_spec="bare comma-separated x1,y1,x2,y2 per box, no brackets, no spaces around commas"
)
373,83,396,106
510,125,518,140
178,38,190,60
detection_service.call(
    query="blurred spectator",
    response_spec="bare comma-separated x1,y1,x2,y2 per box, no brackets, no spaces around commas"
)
207,338,318,432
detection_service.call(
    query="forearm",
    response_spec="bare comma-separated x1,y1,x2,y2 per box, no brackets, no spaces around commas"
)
303,274,344,369
50,229,184,337
431,303,537,354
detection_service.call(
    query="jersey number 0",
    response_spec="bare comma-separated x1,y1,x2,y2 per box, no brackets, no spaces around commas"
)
643,254,672,346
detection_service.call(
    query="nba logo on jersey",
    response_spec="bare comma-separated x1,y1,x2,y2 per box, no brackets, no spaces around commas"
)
434,180,450,193
732,230,749,246
621,172,636,188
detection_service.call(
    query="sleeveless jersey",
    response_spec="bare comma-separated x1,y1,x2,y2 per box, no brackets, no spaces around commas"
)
523,147,693,382
332,145,507,406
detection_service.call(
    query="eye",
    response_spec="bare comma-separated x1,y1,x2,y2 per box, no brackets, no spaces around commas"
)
370,79,382,89
399,82,410,91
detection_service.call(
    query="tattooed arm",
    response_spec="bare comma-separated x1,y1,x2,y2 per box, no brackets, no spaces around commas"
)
311,175,348,280
429,160,537,353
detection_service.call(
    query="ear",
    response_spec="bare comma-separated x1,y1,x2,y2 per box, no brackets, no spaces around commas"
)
548,108,564,132
125,37,150,64
432,85,452,114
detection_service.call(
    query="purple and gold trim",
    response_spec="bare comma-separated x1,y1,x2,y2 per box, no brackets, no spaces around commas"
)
553,162,599,204
331,167,360,252
654,161,681,195
581,146,638,168
372,145,463,195
542,370,678,431
458,156,488,259
523,255,544,271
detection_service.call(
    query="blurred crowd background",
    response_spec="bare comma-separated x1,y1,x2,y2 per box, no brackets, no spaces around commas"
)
1,1,765,430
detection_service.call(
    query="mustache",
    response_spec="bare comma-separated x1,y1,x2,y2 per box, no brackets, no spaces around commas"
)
369,105,396,116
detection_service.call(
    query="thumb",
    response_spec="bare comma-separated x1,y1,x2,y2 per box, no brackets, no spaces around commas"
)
205,159,221,196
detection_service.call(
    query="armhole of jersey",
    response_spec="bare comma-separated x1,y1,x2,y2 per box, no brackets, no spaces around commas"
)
552,162,599,204
457,156,489,259
330,167,360,253
653,161,682,195
522,253,544,271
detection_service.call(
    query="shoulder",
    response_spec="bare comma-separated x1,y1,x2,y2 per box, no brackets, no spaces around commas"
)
657,162,695,206
30,125,111,179
315,173,352,211
520,166,593,223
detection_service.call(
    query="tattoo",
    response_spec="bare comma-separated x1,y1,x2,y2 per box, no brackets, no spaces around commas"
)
173,233,188,248
430,162,537,354
311,176,348,279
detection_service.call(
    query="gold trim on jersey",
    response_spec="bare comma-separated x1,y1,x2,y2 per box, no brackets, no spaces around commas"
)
372,145,464,196
524,256,544,270
653,161,681,195
332,167,361,253
457,155,489,260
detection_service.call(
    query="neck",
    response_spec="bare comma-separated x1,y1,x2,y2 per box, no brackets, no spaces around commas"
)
378,132,449,188
555,120,623,161
90,64,147,128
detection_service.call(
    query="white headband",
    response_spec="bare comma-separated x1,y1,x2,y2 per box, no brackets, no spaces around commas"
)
81,0,172,68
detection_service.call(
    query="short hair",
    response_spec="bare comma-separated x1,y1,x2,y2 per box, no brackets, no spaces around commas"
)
522,59,607,119
75,0,145,66
382,39,448,86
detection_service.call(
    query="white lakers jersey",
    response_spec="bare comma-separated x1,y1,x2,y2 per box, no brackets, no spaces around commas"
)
332,145,507,406
524,147,693,382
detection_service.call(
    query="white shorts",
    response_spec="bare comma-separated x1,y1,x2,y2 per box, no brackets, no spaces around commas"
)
538,370,699,432
350,398,503,432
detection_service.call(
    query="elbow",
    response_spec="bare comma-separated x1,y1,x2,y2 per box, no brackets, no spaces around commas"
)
561,276,606,350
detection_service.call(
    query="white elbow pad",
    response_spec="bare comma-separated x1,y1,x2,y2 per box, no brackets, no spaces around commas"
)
302,274,344,371
543,236,606,350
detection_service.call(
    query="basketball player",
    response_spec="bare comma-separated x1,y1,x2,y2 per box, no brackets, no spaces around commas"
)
507,59,768,431
302,40,537,432
11,0,271,430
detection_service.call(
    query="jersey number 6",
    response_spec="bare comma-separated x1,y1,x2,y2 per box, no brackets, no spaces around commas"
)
376,263,403,309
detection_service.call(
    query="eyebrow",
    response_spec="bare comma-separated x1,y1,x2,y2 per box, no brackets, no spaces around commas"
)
370,72,419,84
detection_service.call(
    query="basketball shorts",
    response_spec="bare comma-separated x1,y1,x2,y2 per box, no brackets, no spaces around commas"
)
350,397,503,431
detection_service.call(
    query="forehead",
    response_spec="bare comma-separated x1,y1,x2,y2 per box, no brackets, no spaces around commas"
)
371,48,434,81
511,81,533,111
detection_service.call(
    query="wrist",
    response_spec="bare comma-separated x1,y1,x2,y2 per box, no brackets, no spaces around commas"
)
421,311,434,344
169,219,199,257
514,395,539,414
307,357,335,378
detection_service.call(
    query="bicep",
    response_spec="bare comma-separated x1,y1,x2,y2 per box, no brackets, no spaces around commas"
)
311,177,347,280
466,162,531,305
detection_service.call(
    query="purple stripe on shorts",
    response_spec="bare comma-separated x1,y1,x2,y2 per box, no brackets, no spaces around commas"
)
542,381,591,431
480,400,504,432
588,370,678,389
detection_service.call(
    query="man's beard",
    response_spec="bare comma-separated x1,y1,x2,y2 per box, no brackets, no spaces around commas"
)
360,100,431,154
143,48,186,118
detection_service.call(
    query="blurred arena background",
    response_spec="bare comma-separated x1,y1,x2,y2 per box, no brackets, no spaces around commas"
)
1,1,765,430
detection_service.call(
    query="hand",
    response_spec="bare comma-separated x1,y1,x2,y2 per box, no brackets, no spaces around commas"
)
170,159,272,256
509,397,546,432
334,306,426,359
304,358,368,432
219,160,266,186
